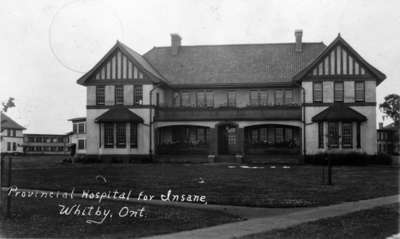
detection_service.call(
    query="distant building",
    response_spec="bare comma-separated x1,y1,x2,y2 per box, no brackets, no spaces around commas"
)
23,134,69,155
377,122,399,155
68,117,87,155
0,112,25,154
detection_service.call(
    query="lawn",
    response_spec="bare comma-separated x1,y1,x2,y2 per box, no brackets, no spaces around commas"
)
6,156,399,207
0,196,240,238
241,203,400,239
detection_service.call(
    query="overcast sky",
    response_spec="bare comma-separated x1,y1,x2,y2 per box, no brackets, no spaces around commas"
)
1,0,399,134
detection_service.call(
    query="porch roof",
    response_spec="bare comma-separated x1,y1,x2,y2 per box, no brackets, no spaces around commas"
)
95,105,144,123
312,103,367,122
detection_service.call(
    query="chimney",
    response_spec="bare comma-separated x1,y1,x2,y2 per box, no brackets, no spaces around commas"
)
379,122,383,129
170,33,181,56
295,30,303,52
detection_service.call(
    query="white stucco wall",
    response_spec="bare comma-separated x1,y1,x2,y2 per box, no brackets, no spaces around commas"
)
0,129,24,153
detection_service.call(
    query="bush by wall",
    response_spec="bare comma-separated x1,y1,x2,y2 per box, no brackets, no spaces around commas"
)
305,152,392,166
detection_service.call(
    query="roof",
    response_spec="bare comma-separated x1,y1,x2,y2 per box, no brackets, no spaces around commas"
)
293,34,386,84
68,117,86,122
144,42,326,86
77,41,164,85
24,133,69,136
312,103,367,122
95,105,144,123
1,112,25,130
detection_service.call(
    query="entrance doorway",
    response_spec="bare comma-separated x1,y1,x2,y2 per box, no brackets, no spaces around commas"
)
218,123,237,155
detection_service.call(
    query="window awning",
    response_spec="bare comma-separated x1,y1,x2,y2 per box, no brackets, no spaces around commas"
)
312,103,367,122
95,105,144,123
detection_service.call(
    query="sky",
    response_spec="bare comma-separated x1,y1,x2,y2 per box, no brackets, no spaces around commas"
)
1,0,399,134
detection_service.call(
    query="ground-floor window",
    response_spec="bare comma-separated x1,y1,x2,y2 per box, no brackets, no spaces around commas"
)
130,123,137,148
116,123,126,148
157,126,209,154
342,122,353,148
328,122,339,148
78,139,86,150
318,122,324,148
104,123,114,148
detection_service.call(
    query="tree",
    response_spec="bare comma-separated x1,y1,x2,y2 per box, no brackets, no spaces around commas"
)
379,94,400,125
1,97,16,112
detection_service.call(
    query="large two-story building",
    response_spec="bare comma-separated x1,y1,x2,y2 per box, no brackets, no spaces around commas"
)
1,112,25,154
76,30,385,162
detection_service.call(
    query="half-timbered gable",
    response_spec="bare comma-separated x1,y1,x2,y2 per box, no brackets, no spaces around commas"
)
294,34,386,84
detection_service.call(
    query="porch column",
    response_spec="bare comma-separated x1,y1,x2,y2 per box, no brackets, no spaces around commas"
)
209,127,217,155
237,127,245,156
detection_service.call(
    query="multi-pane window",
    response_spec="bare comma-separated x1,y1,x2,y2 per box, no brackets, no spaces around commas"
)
13,142,17,151
318,122,324,148
78,139,85,149
116,123,126,148
130,123,138,147
7,129,11,136
251,129,259,143
7,142,11,151
313,82,323,103
96,86,105,105
342,122,353,148
355,81,365,102
78,123,85,134
275,90,284,105
328,122,339,148
181,92,191,107
227,91,236,107
260,91,268,106
12,130,16,137
197,91,206,107
334,82,344,102
134,85,143,104
73,124,77,134
285,90,293,105
275,128,284,143
285,128,293,142
227,127,236,145
206,91,214,107
250,91,259,106
104,123,114,148
115,85,124,104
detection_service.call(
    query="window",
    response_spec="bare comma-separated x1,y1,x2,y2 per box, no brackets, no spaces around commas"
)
285,90,293,105
181,92,191,107
134,85,143,104
334,82,344,102
58,146,64,151
156,93,160,106
260,128,267,143
250,91,259,106
116,123,126,148
78,140,85,150
275,90,284,105
130,123,137,147
197,91,206,107
251,129,259,143
206,91,214,107
96,86,105,105
12,130,16,137
260,91,268,106
104,123,114,148
78,123,85,134
267,127,275,144
318,122,324,148
275,128,284,143
357,122,361,148
313,82,323,103
36,146,42,151
13,142,17,151
7,142,11,151
7,129,11,136
227,91,236,107
227,127,236,145
73,124,78,134
342,122,353,148
355,81,365,102
115,85,124,104
328,122,339,148
285,128,293,142
173,92,180,107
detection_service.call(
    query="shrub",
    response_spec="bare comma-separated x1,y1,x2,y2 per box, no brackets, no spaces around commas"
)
305,152,392,166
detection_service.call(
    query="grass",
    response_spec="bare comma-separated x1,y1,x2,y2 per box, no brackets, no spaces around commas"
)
6,156,399,207
0,196,240,238
241,203,400,239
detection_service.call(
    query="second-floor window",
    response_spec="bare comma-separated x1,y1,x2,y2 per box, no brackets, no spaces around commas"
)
96,86,105,105
313,82,323,103
73,124,77,134
227,91,236,107
334,81,344,102
173,92,180,107
206,91,214,107
197,91,206,107
285,90,293,104
134,85,143,104
275,90,284,105
250,91,259,106
115,85,124,104
355,81,365,102
181,92,191,107
78,123,85,134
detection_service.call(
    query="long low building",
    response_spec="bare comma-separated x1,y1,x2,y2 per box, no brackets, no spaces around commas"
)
23,134,70,155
